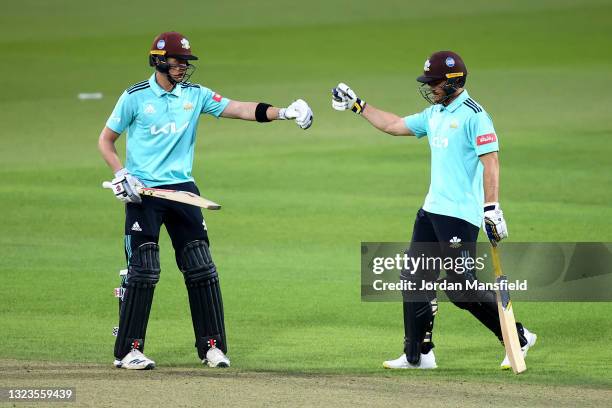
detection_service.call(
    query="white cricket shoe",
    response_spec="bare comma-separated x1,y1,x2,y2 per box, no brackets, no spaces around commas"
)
500,327,537,370
203,347,230,368
113,349,156,370
383,350,437,369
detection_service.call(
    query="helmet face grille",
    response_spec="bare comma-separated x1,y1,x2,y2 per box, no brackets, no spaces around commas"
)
149,54,197,84
419,83,437,105
418,78,464,106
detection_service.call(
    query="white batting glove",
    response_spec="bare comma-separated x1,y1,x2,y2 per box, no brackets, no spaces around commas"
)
279,99,313,130
483,202,508,243
111,168,144,204
331,82,366,114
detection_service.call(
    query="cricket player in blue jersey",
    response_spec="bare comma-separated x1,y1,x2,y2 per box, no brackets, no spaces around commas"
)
98,31,313,370
332,51,536,369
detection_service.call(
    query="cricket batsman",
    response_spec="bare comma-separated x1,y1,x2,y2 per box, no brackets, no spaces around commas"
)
98,31,313,370
331,51,536,369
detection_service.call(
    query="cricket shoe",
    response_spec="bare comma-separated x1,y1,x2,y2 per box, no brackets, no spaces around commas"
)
113,349,156,370
500,326,537,370
383,350,437,369
203,347,230,368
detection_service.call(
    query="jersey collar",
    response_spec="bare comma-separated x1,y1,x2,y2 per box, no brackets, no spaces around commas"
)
441,89,469,113
148,73,183,97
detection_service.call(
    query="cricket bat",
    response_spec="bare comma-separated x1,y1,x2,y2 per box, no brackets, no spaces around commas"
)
489,242,526,374
102,182,221,210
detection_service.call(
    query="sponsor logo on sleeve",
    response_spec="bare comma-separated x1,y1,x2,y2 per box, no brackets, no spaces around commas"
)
212,93,222,102
476,133,497,146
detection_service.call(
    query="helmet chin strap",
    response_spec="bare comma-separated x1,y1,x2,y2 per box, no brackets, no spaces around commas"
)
439,89,455,105
166,72,179,85
440,77,465,105
153,64,176,86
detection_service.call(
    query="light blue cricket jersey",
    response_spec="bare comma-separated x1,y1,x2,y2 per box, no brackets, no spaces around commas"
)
106,73,230,186
404,90,499,227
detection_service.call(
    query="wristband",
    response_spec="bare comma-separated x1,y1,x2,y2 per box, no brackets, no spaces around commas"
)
255,103,272,122
351,98,366,114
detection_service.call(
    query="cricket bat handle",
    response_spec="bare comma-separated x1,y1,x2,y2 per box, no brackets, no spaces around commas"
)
102,181,144,195
490,244,503,278
102,181,149,200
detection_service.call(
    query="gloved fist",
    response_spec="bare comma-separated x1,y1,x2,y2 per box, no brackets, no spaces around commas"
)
332,82,366,114
483,202,508,243
111,168,144,204
279,99,313,130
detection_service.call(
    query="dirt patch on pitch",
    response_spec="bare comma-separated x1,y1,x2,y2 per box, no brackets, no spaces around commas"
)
1,360,609,407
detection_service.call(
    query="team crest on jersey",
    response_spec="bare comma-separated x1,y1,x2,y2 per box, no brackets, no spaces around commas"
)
424,59,431,71
181,38,190,49
183,102,194,111
450,120,459,129
144,104,156,114
449,236,462,248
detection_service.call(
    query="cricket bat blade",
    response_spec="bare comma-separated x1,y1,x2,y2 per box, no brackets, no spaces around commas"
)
491,245,527,374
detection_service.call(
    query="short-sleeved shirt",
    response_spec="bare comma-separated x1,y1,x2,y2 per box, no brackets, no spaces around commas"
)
106,73,230,187
404,90,499,227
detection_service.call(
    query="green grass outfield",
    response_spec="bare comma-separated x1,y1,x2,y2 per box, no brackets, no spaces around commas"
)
1,0,611,391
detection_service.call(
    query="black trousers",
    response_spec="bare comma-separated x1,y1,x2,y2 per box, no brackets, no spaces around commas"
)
124,182,209,264
402,208,503,362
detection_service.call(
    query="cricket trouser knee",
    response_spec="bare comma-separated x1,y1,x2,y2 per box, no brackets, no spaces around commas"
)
443,273,505,341
179,240,227,359
446,284,528,347
114,242,160,359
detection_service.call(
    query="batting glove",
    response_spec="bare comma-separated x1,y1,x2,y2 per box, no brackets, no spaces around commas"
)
111,168,144,204
483,202,508,243
279,99,313,130
331,82,366,114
